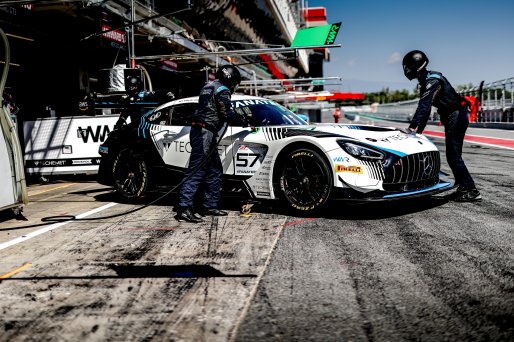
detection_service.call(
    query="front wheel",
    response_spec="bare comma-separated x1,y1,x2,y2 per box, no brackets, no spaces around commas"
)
112,149,149,201
277,148,333,214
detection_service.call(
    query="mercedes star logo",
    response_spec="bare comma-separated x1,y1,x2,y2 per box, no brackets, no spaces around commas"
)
421,156,433,177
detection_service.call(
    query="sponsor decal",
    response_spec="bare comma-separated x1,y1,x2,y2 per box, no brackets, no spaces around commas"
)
333,156,350,163
291,151,313,158
78,101,89,111
62,145,73,154
380,134,410,143
72,159,92,165
77,125,111,143
335,164,363,174
101,24,126,44
256,191,270,196
163,141,230,156
236,170,255,174
325,23,341,45
232,99,277,108
26,158,102,168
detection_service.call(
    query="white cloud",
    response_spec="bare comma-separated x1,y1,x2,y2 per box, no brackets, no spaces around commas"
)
388,52,402,64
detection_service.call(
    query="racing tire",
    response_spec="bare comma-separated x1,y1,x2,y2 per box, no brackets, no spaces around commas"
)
112,149,149,201
277,147,333,215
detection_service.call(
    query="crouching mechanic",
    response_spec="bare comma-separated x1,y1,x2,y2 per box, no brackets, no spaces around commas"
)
175,64,242,223
402,50,481,202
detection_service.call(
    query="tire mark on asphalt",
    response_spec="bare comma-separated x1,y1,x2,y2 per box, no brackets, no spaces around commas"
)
119,229,175,261
334,230,417,342
207,216,219,259
394,216,513,341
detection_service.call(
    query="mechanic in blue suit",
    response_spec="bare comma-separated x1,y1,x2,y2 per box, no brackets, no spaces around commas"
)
175,65,241,223
402,50,481,202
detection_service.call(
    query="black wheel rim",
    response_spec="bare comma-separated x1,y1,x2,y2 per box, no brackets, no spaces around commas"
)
113,153,145,198
281,154,329,208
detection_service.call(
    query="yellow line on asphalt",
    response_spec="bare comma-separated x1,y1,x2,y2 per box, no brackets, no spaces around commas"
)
28,183,76,197
0,263,32,279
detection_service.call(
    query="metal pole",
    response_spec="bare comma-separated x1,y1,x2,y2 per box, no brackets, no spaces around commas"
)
130,0,136,68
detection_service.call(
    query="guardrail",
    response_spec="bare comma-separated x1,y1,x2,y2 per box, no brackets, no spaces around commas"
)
461,77,514,123
343,77,514,125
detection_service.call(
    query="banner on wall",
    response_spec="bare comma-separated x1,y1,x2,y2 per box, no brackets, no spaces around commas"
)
23,115,119,175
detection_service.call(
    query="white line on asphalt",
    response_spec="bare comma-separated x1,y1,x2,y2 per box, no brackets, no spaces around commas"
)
0,202,118,251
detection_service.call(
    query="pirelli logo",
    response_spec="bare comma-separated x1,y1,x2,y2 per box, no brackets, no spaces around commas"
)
335,164,363,174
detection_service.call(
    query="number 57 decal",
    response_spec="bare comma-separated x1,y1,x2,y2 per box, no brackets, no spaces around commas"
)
236,153,260,167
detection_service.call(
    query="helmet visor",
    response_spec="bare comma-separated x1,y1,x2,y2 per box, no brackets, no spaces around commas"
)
403,64,417,80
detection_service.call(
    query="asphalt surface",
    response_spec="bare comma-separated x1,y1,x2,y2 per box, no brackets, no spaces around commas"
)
236,138,514,342
1,134,513,341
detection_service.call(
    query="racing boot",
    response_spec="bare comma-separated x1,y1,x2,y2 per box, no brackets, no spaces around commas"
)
175,208,204,223
453,188,482,202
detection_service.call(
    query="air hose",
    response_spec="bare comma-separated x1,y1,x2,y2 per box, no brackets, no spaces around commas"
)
13,121,231,229
0,28,28,208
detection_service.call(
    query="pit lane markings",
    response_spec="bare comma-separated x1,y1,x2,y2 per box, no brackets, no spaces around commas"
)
0,263,32,280
423,130,514,150
28,183,76,197
0,202,118,251
123,227,177,231
282,218,316,227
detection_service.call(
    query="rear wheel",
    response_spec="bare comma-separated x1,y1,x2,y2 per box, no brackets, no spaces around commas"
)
277,148,333,214
112,149,149,201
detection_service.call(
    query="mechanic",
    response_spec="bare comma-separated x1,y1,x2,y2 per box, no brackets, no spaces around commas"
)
175,64,242,223
402,50,481,202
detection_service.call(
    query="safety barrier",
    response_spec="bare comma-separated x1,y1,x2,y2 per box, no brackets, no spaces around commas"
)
343,77,514,125
461,77,514,123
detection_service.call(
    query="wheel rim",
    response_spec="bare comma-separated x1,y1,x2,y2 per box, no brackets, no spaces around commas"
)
281,153,330,208
113,152,145,198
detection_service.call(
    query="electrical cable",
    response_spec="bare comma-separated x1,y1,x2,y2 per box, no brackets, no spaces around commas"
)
6,119,233,230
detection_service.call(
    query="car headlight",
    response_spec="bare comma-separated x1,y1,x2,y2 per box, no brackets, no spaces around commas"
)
337,141,385,160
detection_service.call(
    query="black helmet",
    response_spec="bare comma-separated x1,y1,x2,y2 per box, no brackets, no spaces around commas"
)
402,50,429,80
215,64,241,92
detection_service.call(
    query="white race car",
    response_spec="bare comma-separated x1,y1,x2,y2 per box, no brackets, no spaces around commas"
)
98,95,452,213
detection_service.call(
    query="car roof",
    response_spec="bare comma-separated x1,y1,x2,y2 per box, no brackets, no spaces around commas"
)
155,94,272,111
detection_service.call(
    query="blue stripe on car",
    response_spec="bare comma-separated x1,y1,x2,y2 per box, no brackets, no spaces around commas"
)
383,181,452,198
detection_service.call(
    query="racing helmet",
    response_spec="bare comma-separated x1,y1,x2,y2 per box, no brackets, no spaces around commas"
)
402,50,429,80
215,64,241,92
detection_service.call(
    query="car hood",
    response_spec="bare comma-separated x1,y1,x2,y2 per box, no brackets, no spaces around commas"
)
283,123,437,156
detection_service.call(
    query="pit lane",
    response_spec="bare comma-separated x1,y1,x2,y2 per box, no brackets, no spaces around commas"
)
0,136,513,341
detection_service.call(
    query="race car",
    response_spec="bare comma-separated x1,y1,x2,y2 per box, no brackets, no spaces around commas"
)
97,95,452,214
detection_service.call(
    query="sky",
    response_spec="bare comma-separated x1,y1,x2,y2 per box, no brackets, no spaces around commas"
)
306,0,514,93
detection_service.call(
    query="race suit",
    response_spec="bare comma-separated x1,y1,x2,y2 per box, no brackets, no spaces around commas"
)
409,69,476,189
178,80,233,210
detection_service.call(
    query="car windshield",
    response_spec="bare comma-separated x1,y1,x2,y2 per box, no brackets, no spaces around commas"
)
231,99,307,126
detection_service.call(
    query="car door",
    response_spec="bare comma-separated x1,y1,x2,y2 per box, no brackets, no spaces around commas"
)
150,102,235,173
148,103,193,168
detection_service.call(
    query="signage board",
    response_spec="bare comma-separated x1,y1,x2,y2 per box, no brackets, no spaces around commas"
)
23,115,119,175
291,23,342,47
